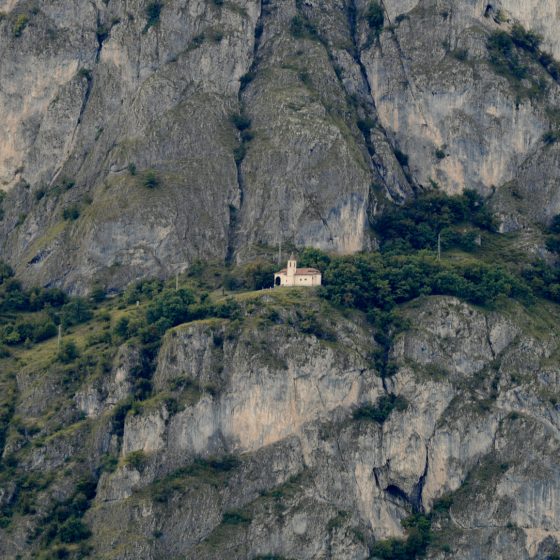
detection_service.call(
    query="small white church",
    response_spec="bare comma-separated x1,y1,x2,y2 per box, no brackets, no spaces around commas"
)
274,254,322,287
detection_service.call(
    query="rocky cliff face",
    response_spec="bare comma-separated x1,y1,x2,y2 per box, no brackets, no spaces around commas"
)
2,291,557,559
1,1,560,558
0,0,559,291
90,295,560,560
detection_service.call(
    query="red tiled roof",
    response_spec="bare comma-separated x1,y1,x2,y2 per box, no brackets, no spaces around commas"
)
275,268,321,275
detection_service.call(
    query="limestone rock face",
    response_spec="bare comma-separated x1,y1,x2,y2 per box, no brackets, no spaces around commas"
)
75,343,138,418
72,296,558,559
0,0,559,291
0,294,559,558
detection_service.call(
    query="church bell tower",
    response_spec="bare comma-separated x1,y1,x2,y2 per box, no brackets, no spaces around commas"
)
287,253,297,278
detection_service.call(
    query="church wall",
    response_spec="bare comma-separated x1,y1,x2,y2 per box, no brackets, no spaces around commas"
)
274,273,322,287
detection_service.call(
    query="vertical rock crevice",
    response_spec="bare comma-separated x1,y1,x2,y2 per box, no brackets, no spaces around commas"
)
412,444,429,513
226,1,266,264
51,2,113,188
347,0,415,206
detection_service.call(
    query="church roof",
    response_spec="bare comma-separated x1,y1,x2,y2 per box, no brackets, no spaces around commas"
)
276,267,321,275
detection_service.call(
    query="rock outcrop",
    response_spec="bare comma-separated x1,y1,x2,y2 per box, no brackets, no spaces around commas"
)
0,290,559,558
0,0,559,291
44,294,559,559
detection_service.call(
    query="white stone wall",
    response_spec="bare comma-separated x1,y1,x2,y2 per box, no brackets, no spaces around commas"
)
274,273,322,287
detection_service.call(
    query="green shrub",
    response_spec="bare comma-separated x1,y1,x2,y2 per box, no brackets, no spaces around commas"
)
297,247,331,271
223,260,276,291
77,68,92,80
60,299,93,328
299,70,312,88
191,33,205,48
233,144,247,164
0,261,14,284
523,261,560,302
487,30,528,81
322,251,531,311
370,514,431,559
209,29,223,43
62,205,80,221
543,130,559,145
510,23,542,54
144,2,163,30
124,450,148,471
440,227,479,252
549,215,560,234
145,288,195,327
90,284,106,303
297,310,336,341
230,113,251,131
13,14,29,37
124,278,164,304
290,15,318,40
432,494,453,514
149,455,240,503
452,48,468,61
96,24,109,44
353,394,408,423
142,170,159,189
111,400,133,437
540,53,560,80
357,117,376,136
0,313,58,346
365,2,384,34
57,340,79,363
487,24,555,90
59,178,75,191
100,454,119,474
85,330,111,347
222,510,251,525
545,236,560,253
114,317,130,339
373,190,495,253
241,129,254,142
204,455,240,472
59,518,91,543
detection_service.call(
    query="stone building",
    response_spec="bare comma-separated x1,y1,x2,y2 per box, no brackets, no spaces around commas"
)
274,254,322,287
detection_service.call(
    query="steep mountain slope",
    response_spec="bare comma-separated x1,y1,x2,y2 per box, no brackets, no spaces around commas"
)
0,0,559,291
0,282,559,559
89,295,560,560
